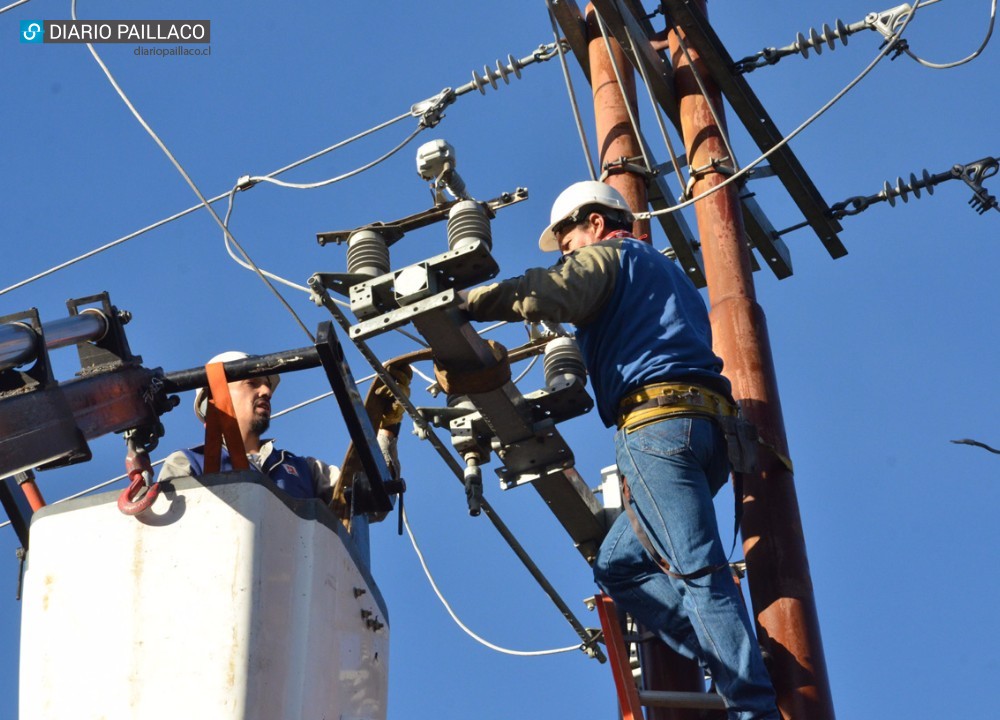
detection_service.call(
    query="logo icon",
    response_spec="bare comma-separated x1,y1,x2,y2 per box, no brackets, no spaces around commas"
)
20,20,44,43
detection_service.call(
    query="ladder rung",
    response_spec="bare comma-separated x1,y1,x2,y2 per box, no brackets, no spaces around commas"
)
639,690,727,710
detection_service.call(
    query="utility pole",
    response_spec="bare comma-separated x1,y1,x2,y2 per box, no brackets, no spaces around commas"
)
663,2,835,718
585,5,707,719
586,5,650,241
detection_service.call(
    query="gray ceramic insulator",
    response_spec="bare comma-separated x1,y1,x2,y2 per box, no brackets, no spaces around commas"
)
543,337,587,390
346,229,391,278
447,200,492,252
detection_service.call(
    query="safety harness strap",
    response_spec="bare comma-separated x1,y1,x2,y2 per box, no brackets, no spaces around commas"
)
203,361,249,474
620,470,743,582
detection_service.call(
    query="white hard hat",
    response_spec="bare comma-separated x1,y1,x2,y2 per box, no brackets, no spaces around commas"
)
538,181,635,252
193,351,280,421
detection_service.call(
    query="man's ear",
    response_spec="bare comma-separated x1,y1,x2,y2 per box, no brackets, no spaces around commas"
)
589,212,605,235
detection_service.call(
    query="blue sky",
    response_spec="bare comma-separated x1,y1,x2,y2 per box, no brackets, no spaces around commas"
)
1,1,998,718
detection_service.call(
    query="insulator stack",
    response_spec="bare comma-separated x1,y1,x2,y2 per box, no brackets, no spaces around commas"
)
346,229,391,278
825,159,999,220
735,15,869,72
880,169,935,206
469,54,523,95
447,200,492,252
543,337,587,391
792,19,852,58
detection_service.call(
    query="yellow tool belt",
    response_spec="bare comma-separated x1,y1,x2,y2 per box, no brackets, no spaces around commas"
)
617,381,737,432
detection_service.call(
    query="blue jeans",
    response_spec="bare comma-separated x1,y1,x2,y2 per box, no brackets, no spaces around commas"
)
593,416,779,720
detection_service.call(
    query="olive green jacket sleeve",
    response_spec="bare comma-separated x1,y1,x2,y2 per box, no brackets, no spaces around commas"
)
465,240,620,326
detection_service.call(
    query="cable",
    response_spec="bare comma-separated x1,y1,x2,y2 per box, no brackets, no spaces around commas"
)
512,354,540,384
545,0,597,180
637,0,924,221
220,187,432,351
0,202,216,298
621,19,690,198
0,104,411,301
478,320,509,334
72,0,315,342
221,187,313,293
247,128,424,191
403,508,581,656
904,0,996,69
411,363,437,386
0,0,31,14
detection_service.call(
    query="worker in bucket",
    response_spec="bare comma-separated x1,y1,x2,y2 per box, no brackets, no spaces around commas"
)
157,351,409,505
463,181,779,719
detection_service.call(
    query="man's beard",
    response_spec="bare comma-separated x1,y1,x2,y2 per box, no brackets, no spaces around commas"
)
250,414,270,436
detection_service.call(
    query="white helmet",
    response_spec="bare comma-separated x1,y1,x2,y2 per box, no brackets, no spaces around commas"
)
538,181,635,252
193,351,281,421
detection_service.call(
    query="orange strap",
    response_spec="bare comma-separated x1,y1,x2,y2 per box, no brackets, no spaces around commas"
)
203,361,249,474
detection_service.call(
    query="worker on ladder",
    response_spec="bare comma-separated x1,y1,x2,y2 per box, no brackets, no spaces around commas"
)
463,181,779,719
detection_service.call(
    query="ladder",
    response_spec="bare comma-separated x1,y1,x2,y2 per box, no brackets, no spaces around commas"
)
593,593,728,718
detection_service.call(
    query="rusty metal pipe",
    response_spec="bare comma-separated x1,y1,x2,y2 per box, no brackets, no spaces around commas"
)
585,3,650,240
665,3,835,718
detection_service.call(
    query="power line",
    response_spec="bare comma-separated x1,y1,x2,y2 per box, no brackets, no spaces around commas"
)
638,0,926,221
0,0,31,15
403,508,581,657
72,0,316,342
905,0,996,69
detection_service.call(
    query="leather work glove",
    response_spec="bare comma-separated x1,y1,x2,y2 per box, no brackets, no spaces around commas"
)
374,363,413,431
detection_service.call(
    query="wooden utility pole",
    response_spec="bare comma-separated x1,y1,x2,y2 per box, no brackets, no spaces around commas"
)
664,2,836,718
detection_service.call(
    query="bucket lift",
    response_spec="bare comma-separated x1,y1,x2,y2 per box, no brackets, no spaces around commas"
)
0,295,402,719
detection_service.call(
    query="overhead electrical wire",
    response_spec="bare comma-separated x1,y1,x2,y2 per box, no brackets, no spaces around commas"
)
13,5,603,657
623,20,690,199
904,0,996,69
636,0,928,221
246,127,424,191
403,508,582,657
0,0,31,14
512,354,540,384
0,87,411,300
219,186,430,350
70,0,316,342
